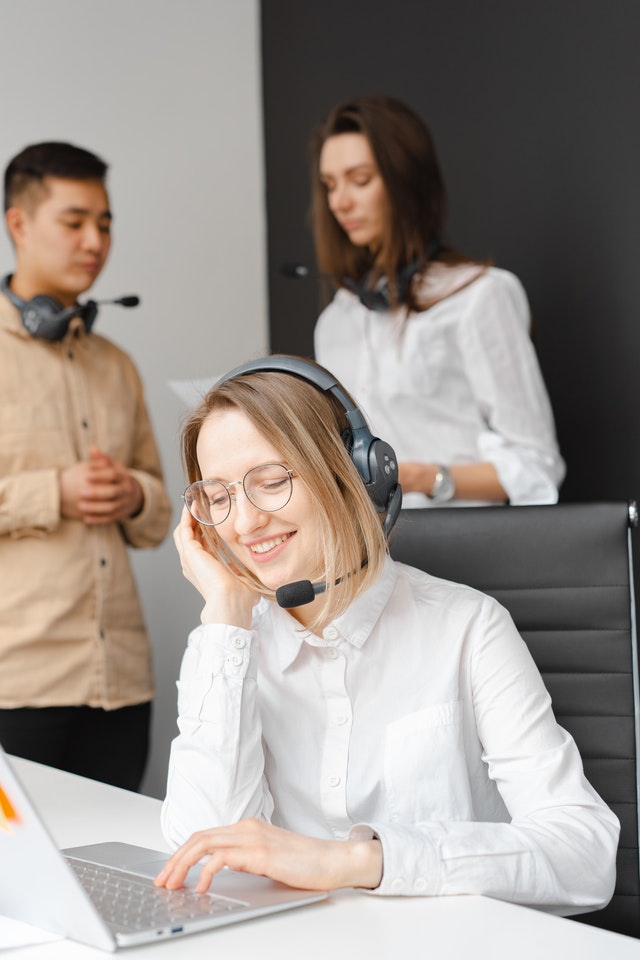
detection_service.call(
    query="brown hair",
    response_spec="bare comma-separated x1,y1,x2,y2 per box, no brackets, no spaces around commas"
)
310,95,477,311
182,359,389,633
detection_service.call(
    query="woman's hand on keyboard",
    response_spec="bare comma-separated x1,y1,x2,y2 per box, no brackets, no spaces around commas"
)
153,819,383,893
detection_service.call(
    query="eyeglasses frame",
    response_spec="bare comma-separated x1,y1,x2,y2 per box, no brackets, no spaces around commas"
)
182,463,296,526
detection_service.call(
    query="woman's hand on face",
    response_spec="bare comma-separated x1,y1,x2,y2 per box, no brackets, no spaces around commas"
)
173,507,257,628
154,819,383,894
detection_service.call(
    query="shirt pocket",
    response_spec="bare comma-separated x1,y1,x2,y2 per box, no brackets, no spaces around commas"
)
384,701,473,822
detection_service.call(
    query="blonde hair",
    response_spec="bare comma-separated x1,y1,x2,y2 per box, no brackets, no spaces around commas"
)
182,361,389,632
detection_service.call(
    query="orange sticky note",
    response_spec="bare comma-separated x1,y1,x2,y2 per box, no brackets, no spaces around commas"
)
0,783,20,831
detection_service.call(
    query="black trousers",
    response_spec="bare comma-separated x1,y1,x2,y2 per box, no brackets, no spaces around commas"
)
0,702,151,792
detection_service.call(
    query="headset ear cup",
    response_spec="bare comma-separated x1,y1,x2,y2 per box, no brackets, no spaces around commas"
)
342,261,422,311
20,295,68,339
366,438,399,512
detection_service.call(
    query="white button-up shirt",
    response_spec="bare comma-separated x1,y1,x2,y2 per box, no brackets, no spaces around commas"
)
314,266,565,507
162,558,618,913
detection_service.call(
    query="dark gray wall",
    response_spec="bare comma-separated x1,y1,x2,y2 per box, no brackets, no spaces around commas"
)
261,0,640,504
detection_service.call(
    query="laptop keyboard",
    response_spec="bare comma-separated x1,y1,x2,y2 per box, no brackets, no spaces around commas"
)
66,857,247,931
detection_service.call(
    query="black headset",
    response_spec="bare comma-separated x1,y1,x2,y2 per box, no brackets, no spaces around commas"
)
341,238,442,311
1,274,98,341
342,259,422,312
217,355,403,537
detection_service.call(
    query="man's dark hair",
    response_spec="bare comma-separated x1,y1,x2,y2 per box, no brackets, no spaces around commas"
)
3,141,108,213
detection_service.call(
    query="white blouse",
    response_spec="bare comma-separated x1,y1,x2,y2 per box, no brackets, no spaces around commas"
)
161,558,617,914
314,266,565,507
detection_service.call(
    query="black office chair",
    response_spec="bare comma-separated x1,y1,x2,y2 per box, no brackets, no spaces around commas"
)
389,501,640,939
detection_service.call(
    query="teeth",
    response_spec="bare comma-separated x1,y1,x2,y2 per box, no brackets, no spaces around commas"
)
250,534,290,555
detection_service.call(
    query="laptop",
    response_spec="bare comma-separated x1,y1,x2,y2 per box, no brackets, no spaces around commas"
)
0,746,327,951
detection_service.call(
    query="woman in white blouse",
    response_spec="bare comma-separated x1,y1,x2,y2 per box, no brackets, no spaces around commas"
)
155,356,616,915
312,95,565,508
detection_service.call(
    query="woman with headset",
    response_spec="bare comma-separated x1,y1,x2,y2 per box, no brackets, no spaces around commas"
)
311,95,565,508
155,356,616,914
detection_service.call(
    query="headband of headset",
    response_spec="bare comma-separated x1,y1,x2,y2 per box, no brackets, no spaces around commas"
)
0,274,96,341
216,355,402,536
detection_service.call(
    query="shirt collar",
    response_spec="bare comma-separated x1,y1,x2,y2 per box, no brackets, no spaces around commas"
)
267,556,398,672
0,289,28,336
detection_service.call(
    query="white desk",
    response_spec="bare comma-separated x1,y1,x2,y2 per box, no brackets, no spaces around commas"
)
1,757,638,959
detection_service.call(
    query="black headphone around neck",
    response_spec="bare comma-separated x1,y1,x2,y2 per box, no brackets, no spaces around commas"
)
342,239,442,311
1,274,97,341
217,356,403,537
342,259,422,312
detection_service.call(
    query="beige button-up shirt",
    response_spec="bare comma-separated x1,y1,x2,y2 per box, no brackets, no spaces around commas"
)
0,293,172,709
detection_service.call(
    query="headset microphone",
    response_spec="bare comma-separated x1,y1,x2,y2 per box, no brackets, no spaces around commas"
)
52,294,141,327
0,274,140,341
108,295,140,308
275,557,370,609
276,580,326,608
280,262,332,281
279,260,422,312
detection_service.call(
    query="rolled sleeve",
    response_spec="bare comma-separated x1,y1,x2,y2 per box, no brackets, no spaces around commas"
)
0,468,60,536
478,429,563,505
122,468,172,547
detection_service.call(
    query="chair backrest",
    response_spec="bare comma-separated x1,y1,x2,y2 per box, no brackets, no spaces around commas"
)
389,501,640,938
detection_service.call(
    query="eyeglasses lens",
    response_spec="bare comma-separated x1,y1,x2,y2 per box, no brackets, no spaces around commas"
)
185,464,292,526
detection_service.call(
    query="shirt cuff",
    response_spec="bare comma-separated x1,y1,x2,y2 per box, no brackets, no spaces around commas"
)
176,623,256,718
184,622,254,676
349,821,440,896
7,468,60,534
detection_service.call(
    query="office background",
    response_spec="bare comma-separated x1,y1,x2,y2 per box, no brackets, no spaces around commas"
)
1,0,638,797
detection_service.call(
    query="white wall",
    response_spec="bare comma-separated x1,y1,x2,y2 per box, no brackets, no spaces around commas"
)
0,0,268,797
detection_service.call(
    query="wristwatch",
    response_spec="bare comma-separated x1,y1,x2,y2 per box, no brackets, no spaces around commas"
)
428,465,456,502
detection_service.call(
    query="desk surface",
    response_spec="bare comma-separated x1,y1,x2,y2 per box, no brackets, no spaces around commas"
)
1,757,638,959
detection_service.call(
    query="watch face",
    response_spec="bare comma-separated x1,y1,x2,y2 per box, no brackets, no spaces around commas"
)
431,467,455,502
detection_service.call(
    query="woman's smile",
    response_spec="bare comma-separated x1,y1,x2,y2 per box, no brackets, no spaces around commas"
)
247,531,295,559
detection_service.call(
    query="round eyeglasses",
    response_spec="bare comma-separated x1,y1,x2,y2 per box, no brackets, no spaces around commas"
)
182,463,296,526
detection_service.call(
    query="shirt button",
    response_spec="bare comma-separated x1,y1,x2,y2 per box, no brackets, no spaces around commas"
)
229,655,243,666
233,636,246,648
326,647,339,659
390,878,406,894
328,775,341,787
325,627,339,641
414,878,427,893
336,715,348,725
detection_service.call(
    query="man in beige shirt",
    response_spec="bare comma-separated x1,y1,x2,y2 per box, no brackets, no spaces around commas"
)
0,141,171,790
